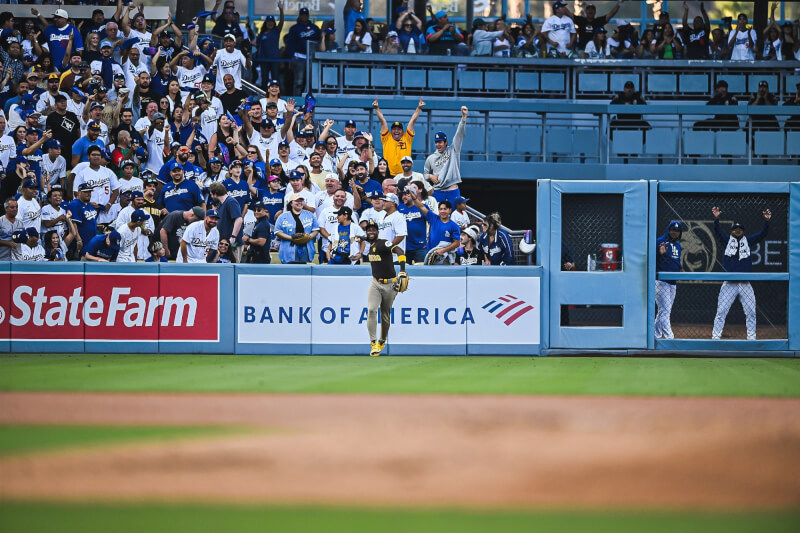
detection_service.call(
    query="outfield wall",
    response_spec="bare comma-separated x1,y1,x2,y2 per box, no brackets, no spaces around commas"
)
0,264,541,356
1,180,797,356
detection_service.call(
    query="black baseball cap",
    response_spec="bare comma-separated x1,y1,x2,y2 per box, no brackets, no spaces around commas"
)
335,206,353,218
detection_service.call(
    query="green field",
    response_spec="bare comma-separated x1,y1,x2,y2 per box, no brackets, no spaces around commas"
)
0,425,241,458
0,502,796,533
1,354,799,397
1,354,798,532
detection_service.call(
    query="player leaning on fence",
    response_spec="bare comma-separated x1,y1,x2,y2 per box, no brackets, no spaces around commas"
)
710,206,771,340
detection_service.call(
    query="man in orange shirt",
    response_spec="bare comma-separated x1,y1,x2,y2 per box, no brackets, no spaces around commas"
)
373,96,424,175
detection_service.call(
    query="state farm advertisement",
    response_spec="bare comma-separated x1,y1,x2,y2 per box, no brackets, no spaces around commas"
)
0,273,220,342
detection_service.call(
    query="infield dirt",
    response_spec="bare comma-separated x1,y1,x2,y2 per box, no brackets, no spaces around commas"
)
1,392,799,510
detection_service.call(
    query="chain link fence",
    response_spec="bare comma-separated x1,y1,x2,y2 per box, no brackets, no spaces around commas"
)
659,280,789,340
561,194,624,271
656,192,789,339
656,193,789,274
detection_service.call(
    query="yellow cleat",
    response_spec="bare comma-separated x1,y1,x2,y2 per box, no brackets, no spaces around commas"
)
369,341,381,357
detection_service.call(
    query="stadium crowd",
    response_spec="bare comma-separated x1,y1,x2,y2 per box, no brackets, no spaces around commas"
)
0,0,791,267
329,0,799,61
0,2,516,266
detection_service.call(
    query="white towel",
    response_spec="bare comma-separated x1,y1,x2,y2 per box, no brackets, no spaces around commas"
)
724,235,750,260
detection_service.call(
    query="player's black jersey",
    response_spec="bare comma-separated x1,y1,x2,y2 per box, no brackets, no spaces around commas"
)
368,240,397,279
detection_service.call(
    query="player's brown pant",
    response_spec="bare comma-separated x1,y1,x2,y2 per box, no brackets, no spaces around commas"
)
367,278,397,343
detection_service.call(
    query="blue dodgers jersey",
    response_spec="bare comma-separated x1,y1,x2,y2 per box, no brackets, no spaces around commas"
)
397,203,427,251
67,199,98,248
424,209,461,248
45,24,83,69
655,234,682,273
330,223,356,256
158,179,203,212
258,189,284,221
221,177,251,213
82,234,117,260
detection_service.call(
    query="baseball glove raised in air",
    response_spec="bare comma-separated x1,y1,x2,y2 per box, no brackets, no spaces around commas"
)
392,272,409,293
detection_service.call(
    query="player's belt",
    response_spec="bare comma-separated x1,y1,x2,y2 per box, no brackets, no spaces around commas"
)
375,277,395,284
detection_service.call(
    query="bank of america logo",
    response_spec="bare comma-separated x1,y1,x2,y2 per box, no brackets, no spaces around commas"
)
482,295,533,326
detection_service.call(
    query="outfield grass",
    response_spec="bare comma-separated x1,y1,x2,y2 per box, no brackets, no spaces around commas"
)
1,355,799,397
0,501,797,533
0,425,240,458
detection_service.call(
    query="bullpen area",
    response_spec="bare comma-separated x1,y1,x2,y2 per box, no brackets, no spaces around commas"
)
1,355,799,532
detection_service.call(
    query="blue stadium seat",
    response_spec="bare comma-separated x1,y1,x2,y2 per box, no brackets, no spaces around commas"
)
462,125,485,155
578,73,608,93
683,131,714,155
572,129,598,156
546,127,573,154
458,70,483,90
715,131,747,156
754,131,784,155
611,130,643,155
402,70,426,88
716,75,746,93
311,66,320,90
679,74,708,93
371,68,396,88
644,128,677,155
489,125,517,155
344,67,369,87
540,72,565,92
514,71,540,92
428,70,453,89
484,71,509,91
785,74,800,94
647,74,676,93
611,74,638,92
517,126,542,155
748,75,778,93
787,132,800,155
322,66,338,86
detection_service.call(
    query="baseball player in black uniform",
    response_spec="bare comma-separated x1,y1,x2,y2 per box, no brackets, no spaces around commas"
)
365,219,408,356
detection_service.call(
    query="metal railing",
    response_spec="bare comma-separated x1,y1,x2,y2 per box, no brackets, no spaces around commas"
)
312,100,800,166
311,53,800,101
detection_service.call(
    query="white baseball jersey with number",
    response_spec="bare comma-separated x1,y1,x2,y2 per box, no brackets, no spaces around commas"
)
176,64,208,100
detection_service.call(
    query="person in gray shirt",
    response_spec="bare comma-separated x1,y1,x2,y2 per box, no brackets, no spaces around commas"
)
0,198,24,261
423,106,467,207
157,206,204,260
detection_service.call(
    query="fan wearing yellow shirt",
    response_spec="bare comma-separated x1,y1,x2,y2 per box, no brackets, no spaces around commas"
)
373,96,424,176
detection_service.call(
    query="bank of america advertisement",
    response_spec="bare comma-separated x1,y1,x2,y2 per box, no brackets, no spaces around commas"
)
237,272,540,354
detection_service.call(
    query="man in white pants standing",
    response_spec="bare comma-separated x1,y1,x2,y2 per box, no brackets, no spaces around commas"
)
655,220,683,339
710,206,771,340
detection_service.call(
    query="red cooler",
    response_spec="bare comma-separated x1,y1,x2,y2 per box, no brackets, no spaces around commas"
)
600,243,621,270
